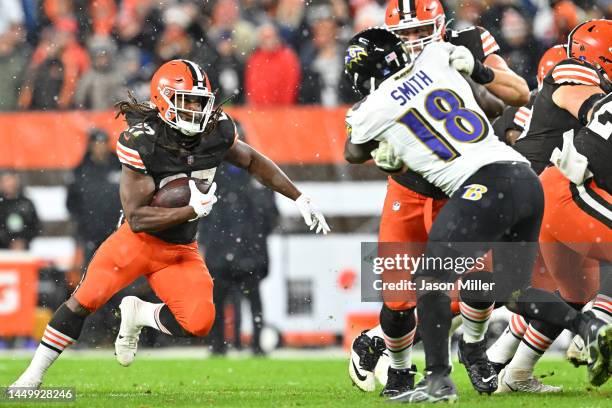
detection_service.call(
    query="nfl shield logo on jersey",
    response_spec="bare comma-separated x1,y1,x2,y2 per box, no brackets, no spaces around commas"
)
187,155,194,165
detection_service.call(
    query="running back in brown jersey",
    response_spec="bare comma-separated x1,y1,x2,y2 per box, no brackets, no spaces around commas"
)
116,111,237,244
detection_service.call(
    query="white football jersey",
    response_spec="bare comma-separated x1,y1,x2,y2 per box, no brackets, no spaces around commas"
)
346,42,528,196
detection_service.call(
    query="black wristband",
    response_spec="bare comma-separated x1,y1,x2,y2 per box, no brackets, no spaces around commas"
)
578,93,605,126
471,60,495,85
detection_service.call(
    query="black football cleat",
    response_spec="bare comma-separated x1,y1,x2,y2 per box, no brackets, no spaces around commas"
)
577,311,612,386
387,369,458,403
380,365,417,397
349,331,387,392
458,338,498,394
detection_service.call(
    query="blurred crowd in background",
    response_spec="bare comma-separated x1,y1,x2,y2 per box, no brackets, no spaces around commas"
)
1,0,611,112
1,0,611,350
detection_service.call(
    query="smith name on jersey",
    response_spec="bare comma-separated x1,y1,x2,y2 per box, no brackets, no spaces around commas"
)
391,25,501,198
346,42,527,196
116,111,237,244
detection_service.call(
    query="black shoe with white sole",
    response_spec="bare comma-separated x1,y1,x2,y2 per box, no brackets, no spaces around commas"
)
380,365,417,397
349,331,387,392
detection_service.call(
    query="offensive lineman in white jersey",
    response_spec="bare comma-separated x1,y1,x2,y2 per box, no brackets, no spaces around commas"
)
344,27,612,403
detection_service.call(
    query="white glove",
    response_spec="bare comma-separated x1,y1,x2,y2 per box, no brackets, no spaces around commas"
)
295,195,330,235
550,129,592,185
188,180,217,221
371,140,404,172
449,45,475,75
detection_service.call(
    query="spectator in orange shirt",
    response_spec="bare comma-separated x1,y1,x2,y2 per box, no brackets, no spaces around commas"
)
18,22,89,110
245,23,300,106
44,0,116,43
88,0,116,37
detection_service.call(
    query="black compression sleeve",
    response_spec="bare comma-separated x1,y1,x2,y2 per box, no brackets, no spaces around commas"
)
471,60,495,85
578,93,605,125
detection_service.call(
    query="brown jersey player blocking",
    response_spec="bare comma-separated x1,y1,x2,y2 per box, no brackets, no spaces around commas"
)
476,20,612,393
484,44,569,393
11,59,330,390
346,0,530,397
343,26,611,403
493,44,567,146
494,20,612,392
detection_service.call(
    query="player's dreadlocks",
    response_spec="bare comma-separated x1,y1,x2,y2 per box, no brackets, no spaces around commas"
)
114,91,235,136
114,90,158,120
202,93,235,135
114,91,236,155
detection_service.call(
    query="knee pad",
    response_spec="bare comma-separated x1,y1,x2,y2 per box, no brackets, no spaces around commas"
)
380,304,416,338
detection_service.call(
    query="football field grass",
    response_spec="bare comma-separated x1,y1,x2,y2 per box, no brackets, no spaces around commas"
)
0,356,610,407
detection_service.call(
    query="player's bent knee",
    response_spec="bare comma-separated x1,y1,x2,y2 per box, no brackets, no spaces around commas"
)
183,300,216,337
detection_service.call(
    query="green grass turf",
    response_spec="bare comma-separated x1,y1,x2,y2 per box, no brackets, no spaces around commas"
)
0,357,610,407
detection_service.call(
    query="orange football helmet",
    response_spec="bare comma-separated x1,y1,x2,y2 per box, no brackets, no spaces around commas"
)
537,44,567,88
567,19,612,81
150,59,215,136
385,0,445,55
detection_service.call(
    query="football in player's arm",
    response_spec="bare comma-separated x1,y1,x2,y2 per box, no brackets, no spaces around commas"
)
121,136,327,234
9,59,330,392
